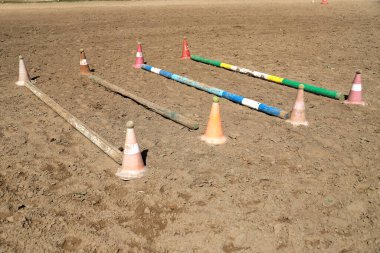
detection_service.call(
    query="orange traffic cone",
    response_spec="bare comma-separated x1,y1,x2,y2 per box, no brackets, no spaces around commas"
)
133,42,144,68
80,49,91,76
15,55,31,86
181,37,191,59
286,84,309,127
344,70,365,106
201,96,227,145
116,121,146,181
321,0,328,4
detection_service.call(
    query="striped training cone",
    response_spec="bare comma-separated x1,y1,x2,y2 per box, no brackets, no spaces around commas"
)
321,0,328,4
201,96,227,145
15,55,31,86
133,42,144,68
344,70,365,106
80,49,91,76
115,121,146,181
286,84,309,127
181,37,191,59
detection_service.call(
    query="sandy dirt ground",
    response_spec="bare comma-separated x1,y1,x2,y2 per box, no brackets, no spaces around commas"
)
1,0,380,252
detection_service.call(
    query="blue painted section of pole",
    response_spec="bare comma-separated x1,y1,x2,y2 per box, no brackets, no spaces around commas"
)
258,103,282,117
140,64,289,119
160,70,173,79
221,91,244,104
171,74,225,97
143,65,153,71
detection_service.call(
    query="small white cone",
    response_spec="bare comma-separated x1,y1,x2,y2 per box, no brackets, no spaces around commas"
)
286,84,309,127
115,121,146,181
15,55,31,86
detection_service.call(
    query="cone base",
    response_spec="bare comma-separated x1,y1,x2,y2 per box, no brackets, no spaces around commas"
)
286,119,309,127
181,56,191,59
115,167,146,181
133,64,142,69
80,71,91,76
344,100,366,106
15,80,26,86
200,135,227,145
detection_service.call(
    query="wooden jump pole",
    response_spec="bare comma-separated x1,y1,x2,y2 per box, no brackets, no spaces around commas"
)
23,80,123,165
87,74,199,130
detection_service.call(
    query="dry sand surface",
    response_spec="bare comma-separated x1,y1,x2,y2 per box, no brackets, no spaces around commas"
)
1,0,380,252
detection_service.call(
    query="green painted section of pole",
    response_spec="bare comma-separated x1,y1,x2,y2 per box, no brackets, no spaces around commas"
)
191,55,221,67
23,81,123,165
87,75,199,130
191,55,344,100
282,79,342,100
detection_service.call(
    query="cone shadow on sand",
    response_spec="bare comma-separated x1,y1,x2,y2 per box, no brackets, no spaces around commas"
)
201,96,227,145
116,121,146,181
286,84,309,127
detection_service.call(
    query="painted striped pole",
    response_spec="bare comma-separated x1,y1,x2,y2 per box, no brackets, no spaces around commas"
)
141,64,289,119
191,55,344,100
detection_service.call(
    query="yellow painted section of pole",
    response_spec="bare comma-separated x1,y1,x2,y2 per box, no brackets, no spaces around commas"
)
267,75,284,84
220,63,234,70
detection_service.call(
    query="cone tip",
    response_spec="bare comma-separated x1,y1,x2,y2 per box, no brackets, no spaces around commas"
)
19,55,23,60
213,96,219,103
356,69,361,74
299,84,305,89
80,48,84,52
126,121,134,128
